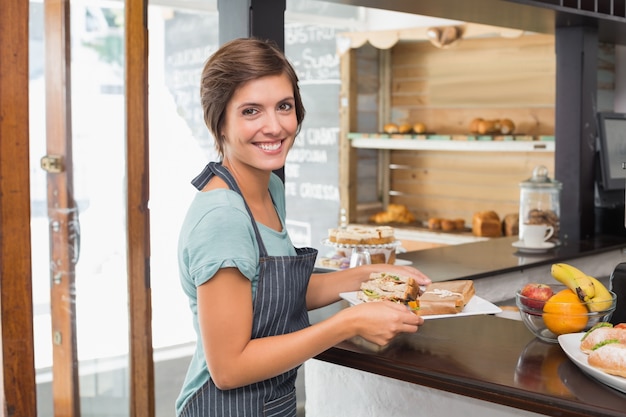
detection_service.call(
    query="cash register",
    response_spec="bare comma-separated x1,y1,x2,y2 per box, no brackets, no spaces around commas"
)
596,111,626,323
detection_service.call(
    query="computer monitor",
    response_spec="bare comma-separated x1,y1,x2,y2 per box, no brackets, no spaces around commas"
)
597,112,626,192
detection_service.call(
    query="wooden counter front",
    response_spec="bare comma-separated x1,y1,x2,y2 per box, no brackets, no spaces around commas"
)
315,314,626,417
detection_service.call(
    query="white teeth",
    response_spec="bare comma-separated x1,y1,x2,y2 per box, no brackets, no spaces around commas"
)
257,142,281,151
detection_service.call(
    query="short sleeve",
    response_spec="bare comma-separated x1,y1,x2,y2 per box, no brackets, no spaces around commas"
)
183,201,258,288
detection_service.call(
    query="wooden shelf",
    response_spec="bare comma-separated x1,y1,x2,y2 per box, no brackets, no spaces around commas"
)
350,136,554,152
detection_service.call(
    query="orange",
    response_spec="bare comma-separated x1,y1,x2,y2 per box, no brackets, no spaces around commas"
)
542,289,588,335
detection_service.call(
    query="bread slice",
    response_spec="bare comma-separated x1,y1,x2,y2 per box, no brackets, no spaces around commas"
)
588,343,626,378
417,280,475,315
580,327,626,354
357,272,421,304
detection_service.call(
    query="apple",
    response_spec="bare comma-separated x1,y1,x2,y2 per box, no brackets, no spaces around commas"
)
520,283,554,310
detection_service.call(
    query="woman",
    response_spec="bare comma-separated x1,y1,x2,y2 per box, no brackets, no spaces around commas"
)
176,38,431,417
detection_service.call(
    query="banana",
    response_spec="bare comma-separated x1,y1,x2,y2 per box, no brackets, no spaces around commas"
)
586,275,614,312
550,263,595,302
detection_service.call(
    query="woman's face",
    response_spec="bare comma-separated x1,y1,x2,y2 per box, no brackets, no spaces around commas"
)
221,73,298,173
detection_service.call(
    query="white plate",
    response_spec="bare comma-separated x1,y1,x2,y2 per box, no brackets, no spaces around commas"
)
338,292,502,319
315,258,412,271
558,332,626,394
512,240,555,253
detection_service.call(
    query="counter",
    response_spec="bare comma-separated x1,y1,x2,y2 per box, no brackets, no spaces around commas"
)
395,235,626,283
306,235,626,417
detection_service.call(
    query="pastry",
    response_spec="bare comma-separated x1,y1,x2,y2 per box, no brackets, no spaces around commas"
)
441,219,456,232
472,211,502,237
469,118,483,134
369,204,415,224
587,343,626,378
383,123,399,134
502,213,519,236
428,218,442,230
398,123,413,134
500,118,515,134
413,122,427,134
580,326,626,354
328,225,395,245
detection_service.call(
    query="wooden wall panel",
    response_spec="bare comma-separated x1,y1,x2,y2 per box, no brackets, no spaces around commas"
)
385,150,555,225
388,34,556,135
349,34,559,231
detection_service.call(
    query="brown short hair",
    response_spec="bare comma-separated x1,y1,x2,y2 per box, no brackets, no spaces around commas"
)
200,38,306,158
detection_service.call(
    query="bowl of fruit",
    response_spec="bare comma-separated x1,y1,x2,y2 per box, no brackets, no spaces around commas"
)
515,263,617,343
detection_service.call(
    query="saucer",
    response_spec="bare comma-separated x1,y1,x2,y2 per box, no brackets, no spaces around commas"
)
512,240,555,253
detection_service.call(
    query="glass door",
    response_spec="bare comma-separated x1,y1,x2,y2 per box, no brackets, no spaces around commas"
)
31,2,130,416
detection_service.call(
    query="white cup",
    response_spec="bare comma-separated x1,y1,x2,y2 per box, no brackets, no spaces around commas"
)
522,224,554,247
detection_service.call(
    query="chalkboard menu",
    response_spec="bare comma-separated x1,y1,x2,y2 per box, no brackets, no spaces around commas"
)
163,12,219,155
284,23,348,250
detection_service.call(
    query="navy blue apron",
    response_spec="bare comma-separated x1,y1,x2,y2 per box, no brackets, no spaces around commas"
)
180,162,318,417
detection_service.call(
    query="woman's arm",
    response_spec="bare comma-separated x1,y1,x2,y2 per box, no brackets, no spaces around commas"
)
198,266,424,390
305,264,431,310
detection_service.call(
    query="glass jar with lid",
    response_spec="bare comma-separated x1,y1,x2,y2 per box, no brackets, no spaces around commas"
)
519,165,562,243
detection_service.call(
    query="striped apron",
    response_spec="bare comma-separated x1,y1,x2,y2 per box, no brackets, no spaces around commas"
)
180,162,318,417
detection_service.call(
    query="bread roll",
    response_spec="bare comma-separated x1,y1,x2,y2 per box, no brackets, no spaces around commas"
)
369,204,415,224
441,219,456,232
413,122,427,134
454,218,466,230
398,123,412,134
469,118,483,134
500,118,515,134
580,327,626,353
502,213,519,236
588,343,626,378
477,120,496,135
472,211,502,237
383,123,399,134
369,211,393,224
428,218,442,230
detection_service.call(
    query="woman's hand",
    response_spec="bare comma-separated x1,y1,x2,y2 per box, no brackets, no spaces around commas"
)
340,300,424,346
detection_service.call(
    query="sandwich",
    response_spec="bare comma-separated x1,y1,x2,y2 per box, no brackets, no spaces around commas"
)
588,343,626,378
581,323,626,378
357,272,421,310
580,323,626,354
417,280,475,315
356,274,476,316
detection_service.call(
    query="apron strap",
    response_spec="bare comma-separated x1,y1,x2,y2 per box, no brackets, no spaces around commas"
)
191,162,270,258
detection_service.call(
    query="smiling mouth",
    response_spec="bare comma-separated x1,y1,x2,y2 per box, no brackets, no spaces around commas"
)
256,140,283,151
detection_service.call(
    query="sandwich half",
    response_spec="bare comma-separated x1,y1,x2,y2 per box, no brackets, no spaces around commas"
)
417,280,475,315
357,272,421,307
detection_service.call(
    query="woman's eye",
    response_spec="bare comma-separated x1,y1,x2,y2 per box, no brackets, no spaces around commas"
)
278,102,293,112
242,108,258,116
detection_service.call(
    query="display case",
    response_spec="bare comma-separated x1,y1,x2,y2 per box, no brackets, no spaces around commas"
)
338,32,557,230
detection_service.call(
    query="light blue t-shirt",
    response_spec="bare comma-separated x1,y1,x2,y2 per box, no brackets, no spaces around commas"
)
175,173,297,415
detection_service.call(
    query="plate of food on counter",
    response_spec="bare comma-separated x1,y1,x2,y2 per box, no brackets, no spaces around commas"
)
558,323,626,394
339,273,502,320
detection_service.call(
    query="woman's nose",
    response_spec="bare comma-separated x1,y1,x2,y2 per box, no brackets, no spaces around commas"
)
263,112,282,135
